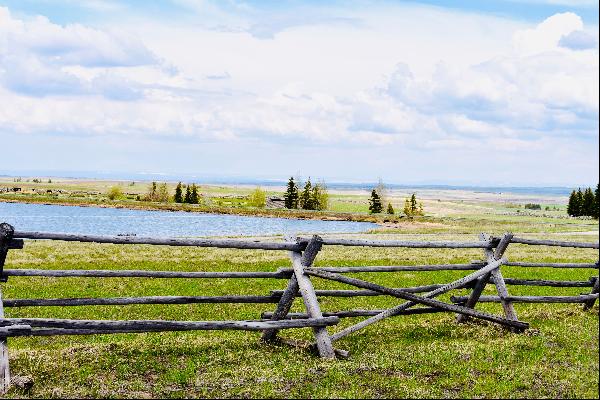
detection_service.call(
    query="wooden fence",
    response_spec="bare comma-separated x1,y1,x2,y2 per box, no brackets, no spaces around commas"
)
0,222,598,392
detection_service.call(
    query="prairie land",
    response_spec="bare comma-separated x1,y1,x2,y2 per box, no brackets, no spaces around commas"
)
0,177,598,398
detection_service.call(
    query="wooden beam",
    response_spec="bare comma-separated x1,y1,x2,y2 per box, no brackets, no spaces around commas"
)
3,295,281,308
291,236,336,359
0,223,14,394
327,256,507,341
452,294,599,304
304,268,528,335
2,268,290,279
13,231,303,251
583,276,599,310
0,317,341,335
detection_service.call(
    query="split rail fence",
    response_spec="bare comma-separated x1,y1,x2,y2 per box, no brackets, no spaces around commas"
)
0,222,598,392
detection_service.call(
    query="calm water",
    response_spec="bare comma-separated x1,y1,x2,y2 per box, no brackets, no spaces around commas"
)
0,202,377,237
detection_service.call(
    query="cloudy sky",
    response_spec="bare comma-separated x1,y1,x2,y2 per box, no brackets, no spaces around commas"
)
0,0,598,186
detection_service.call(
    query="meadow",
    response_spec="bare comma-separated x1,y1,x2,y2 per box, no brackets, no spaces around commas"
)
0,178,598,398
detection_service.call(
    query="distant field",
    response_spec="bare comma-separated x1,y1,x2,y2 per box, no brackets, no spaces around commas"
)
1,177,596,233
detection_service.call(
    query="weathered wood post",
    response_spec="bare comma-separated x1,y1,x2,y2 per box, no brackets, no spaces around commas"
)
290,235,335,358
0,223,14,393
457,233,516,325
262,235,336,359
583,273,599,310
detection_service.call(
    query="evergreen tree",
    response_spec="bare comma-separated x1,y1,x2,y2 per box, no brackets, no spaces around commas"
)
284,177,299,209
184,185,192,204
387,203,394,215
299,178,314,210
593,183,599,219
190,184,199,204
174,182,183,203
576,188,584,216
368,189,382,213
146,181,158,201
567,190,579,216
410,193,418,215
403,198,411,216
582,187,595,216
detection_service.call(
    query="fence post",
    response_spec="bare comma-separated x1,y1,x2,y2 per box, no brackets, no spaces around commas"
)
0,223,14,394
261,235,326,347
289,235,335,359
583,273,599,310
457,233,514,324
261,274,299,342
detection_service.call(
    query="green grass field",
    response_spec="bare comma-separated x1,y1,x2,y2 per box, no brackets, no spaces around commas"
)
1,178,598,398
2,231,598,398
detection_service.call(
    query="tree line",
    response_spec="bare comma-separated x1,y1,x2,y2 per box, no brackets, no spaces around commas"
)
369,189,424,216
567,184,599,218
283,177,328,210
173,182,201,204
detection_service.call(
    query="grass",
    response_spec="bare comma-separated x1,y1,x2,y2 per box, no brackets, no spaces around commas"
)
2,233,598,398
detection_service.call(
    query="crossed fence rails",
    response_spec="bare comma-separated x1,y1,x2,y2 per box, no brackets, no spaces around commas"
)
0,222,598,392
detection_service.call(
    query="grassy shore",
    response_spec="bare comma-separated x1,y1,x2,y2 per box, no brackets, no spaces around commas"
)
2,232,598,398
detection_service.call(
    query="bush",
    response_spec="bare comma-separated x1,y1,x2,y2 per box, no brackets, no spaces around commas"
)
524,203,541,210
107,186,124,200
249,187,266,208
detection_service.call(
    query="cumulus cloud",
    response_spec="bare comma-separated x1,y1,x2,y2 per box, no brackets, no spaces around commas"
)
559,30,598,49
0,5,597,157
0,6,158,98
383,12,598,144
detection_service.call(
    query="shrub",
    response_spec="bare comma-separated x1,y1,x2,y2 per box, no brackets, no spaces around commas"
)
524,203,541,210
107,186,124,200
249,187,266,208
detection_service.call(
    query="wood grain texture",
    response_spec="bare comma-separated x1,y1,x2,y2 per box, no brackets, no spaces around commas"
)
290,236,336,359
2,268,290,279
451,294,599,303
13,231,302,251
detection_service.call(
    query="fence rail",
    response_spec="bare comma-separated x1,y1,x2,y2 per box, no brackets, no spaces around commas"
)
0,223,598,393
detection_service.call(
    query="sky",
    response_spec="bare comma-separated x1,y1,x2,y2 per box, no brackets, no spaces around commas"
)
0,0,598,186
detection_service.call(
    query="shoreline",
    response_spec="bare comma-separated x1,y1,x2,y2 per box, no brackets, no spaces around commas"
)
0,196,399,225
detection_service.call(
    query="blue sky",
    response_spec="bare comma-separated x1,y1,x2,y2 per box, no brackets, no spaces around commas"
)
0,0,598,185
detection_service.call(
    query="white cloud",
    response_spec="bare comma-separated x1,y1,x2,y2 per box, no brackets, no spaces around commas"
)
0,5,597,185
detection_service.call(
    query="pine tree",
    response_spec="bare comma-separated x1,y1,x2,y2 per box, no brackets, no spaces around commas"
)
410,193,418,215
146,181,158,202
567,190,579,216
284,177,299,209
403,198,411,216
190,184,199,204
184,185,192,204
387,203,394,215
576,188,584,216
311,183,329,211
582,187,595,217
593,183,599,219
174,182,183,203
418,202,424,216
368,189,382,213
299,178,314,210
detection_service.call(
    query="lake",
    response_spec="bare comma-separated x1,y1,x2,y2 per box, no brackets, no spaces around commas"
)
0,202,377,237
